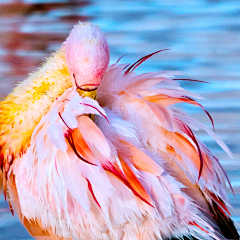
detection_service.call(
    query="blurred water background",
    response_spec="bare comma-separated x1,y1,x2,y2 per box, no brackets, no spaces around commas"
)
0,0,239,239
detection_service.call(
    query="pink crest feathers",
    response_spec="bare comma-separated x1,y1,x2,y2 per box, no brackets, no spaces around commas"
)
64,22,110,89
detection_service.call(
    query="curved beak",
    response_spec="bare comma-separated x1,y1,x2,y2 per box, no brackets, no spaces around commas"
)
77,84,99,100
73,74,99,100
79,84,99,91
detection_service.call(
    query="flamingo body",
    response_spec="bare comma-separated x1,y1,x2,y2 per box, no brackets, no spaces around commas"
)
0,22,239,240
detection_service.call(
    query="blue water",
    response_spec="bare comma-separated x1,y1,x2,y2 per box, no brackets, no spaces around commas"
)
0,0,239,239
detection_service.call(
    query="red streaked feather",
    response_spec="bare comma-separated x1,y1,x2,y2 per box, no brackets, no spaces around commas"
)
118,155,153,204
145,94,214,131
210,192,231,217
103,162,154,207
123,63,131,70
189,221,209,234
178,116,233,194
184,96,214,131
65,131,97,166
181,123,204,181
58,112,72,131
71,128,96,164
176,118,234,189
86,178,101,209
115,55,125,64
80,103,110,124
124,49,170,75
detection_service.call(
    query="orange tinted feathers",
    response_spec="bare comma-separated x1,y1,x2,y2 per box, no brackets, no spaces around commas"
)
71,128,96,164
118,155,152,205
164,130,213,181
119,140,162,176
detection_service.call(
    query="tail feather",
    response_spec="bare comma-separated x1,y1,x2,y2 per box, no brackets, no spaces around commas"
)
210,201,239,239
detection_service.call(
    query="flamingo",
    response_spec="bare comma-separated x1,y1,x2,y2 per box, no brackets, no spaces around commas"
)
0,22,239,240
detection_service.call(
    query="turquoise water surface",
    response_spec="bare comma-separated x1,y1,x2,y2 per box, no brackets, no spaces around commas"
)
0,0,239,239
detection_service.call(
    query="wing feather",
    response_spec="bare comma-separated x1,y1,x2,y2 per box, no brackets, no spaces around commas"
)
8,59,237,239
97,62,238,239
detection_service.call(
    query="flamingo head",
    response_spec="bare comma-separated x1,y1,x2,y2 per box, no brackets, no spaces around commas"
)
65,22,110,91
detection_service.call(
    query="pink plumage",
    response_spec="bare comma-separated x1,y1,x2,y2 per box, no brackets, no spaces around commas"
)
0,22,239,240
65,23,110,89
